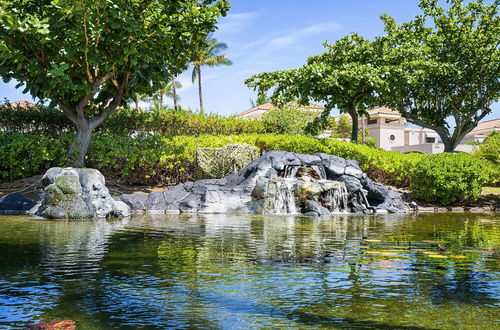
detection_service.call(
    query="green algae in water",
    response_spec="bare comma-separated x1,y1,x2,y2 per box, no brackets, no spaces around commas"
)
0,213,498,329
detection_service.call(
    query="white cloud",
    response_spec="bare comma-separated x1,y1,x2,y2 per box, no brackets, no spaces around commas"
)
243,22,342,53
217,12,260,35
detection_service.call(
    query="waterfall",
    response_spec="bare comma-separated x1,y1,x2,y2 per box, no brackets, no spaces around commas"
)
273,179,298,214
311,165,327,180
322,182,349,213
283,165,299,178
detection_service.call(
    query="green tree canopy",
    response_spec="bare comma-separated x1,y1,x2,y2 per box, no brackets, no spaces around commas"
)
380,0,500,152
245,34,388,142
0,0,229,165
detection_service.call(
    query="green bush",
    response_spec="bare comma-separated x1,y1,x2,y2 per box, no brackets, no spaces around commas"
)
409,153,488,205
1,132,493,206
0,132,71,180
0,104,264,136
473,131,499,165
262,106,317,135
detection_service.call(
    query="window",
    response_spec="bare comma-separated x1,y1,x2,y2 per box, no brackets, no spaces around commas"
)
425,137,436,143
368,119,377,125
389,134,396,142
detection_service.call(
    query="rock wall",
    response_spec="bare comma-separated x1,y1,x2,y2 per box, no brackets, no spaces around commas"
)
120,151,406,215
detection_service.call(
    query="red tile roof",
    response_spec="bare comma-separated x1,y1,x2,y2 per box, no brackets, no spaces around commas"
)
471,118,500,132
4,100,37,109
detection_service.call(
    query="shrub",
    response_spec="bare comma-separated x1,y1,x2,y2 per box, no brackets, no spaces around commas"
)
0,104,264,136
1,132,493,206
473,131,499,165
409,153,488,205
262,106,317,135
0,132,71,180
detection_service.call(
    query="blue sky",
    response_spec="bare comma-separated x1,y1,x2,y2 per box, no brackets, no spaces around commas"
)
1,0,498,120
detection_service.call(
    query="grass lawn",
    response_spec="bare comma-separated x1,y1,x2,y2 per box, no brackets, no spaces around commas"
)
481,187,500,196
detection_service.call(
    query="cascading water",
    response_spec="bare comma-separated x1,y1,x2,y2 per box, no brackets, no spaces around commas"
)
283,165,299,178
262,165,354,215
273,179,298,214
311,165,327,180
321,182,349,213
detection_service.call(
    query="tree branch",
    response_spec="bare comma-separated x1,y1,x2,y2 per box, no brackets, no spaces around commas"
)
75,71,115,122
57,100,78,124
90,73,129,129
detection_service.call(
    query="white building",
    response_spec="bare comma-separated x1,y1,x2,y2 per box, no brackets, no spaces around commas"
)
359,107,499,154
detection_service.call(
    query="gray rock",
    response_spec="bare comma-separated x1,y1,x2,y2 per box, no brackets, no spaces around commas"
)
113,200,131,217
376,190,406,214
0,193,36,214
304,200,331,216
119,193,148,212
36,167,130,219
145,191,166,212
125,150,406,215
339,175,363,193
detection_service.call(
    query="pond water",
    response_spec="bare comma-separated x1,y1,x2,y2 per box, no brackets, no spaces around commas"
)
0,213,498,329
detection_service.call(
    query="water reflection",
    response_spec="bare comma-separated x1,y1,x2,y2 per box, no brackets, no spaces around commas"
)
0,213,498,329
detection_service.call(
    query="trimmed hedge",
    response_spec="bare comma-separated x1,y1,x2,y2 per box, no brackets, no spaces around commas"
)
2,132,497,206
409,153,488,205
0,105,264,136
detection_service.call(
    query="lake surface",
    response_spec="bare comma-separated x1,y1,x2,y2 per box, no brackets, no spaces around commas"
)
0,213,498,329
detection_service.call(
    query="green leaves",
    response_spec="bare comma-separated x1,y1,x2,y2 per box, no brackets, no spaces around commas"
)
410,153,489,205
246,33,389,142
380,0,500,151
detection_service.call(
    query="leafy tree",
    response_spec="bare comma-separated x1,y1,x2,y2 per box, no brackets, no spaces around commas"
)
191,35,232,114
380,0,500,152
246,34,388,142
262,105,317,135
0,0,229,166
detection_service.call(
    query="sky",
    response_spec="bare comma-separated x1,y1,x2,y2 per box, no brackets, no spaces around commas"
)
0,0,499,120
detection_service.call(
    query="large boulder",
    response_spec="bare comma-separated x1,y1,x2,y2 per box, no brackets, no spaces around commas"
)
122,150,407,215
36,167,130,219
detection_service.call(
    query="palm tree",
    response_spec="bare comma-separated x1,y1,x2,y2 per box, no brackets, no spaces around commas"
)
192,35,232,114
155,77,182,110
250,92,270,107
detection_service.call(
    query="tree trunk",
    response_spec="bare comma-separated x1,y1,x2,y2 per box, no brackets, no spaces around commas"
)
72,122,94,167
134,100,139,110
197,66,204,114
172,81,178,110
441,132,466,152
348,104,359,143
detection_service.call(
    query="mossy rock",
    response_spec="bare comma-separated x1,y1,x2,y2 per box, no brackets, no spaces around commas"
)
55,174,81,194
195,143,258,179
44,184,64,206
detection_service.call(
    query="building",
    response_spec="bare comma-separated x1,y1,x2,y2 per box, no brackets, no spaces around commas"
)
3,100,37,109
235,102,324,120
461,118,500,144
359,107,498,154
236,103,497,154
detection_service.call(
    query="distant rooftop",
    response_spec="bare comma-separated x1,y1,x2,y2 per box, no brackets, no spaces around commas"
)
235,102,324,119
471,118,500,133
3,100,37,109
366,107,401,116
